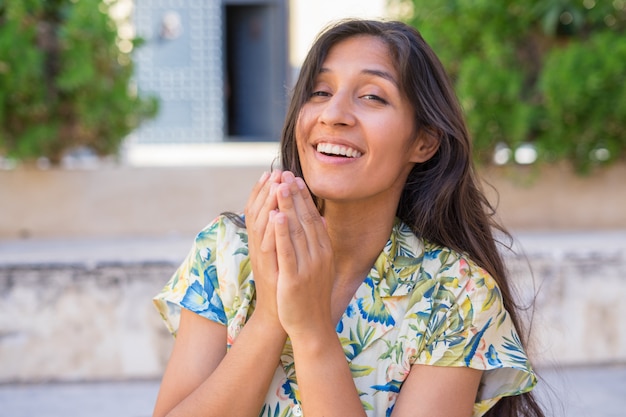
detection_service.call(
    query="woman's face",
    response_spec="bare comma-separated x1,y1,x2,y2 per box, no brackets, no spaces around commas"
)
295,35,432,208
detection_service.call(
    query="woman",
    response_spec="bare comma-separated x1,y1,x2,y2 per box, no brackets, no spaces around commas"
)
152,19,545,417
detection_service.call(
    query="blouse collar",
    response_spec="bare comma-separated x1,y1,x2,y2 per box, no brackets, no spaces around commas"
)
369,219,425,298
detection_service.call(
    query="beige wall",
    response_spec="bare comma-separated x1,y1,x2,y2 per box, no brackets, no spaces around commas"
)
0,164,266,239
481,162,626,231
1,161,625,240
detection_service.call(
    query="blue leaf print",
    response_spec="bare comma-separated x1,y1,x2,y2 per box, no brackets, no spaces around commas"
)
346,303,355,317
196,222,219,244
336,303,356,332
486,344,503,367
180,281,210,313
463,317,492,366
357,277,395,326
180,265,226,324
281,379,298,405
424,248,442,261
336,318,344,333
502,332,531,368
371,379,402,393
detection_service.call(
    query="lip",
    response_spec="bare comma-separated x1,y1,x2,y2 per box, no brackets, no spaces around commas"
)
312,139,364,157
312,147,362,166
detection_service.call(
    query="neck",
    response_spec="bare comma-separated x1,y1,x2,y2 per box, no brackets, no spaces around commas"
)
322,200,398,281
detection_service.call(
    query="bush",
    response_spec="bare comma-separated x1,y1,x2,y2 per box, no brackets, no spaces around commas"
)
395,0,626,173
0,0,158,164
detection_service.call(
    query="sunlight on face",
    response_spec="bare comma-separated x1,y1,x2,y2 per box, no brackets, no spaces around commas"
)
295,35,421,208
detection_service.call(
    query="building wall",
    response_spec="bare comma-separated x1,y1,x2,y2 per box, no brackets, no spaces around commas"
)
288,0,388,68
131,0,289,145
132,0,225,144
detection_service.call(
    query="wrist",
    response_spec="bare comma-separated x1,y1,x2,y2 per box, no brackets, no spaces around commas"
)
289,325,340,357
248,309,288,340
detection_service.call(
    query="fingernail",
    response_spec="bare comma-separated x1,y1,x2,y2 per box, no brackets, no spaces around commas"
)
270,170,280,181
280,184,290,197
259,171,269,183
295,177,306,190
283,171,294,184
270,183,278,195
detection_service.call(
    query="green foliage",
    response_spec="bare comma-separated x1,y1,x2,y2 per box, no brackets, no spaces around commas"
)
0,0,158,163
395,0,626,173
538,31,626,168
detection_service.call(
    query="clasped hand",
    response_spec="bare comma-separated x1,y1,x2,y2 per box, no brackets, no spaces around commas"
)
245,170,335,338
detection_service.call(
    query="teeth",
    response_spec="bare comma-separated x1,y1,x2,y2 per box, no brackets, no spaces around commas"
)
316,143,362,158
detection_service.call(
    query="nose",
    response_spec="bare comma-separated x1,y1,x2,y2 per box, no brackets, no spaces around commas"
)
319,91,356,127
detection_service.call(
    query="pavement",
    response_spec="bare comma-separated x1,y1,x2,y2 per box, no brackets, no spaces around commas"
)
0,364,625,417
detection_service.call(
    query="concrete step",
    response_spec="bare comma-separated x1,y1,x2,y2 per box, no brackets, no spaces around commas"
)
1,365,625,417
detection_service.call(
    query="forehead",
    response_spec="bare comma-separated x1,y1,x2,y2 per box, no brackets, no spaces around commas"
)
322,35,397,75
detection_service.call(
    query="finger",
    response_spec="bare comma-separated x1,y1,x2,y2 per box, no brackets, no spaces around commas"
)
245,170,281,238
273,211,298,277
245,170,281,219
244,171,269,219
294,176,325,233
258,209,279,276
284,173,329,255
276,180,309,266
260,210,278,254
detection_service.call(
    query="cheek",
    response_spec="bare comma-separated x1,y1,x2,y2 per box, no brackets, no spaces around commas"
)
295,110,314,152
296,106,316,135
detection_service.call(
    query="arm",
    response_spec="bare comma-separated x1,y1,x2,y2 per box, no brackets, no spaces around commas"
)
152,308,287,417
272,172,367,417
153,170,287,417
391,364,483,417
289,328,367,417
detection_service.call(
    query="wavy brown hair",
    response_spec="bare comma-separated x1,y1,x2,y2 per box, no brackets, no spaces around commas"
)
279,19,545,417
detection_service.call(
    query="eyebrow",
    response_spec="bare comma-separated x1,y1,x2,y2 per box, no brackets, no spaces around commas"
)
319,67,399,88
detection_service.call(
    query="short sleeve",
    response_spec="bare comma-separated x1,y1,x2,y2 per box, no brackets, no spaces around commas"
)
413,255,537,414
153,217,228,336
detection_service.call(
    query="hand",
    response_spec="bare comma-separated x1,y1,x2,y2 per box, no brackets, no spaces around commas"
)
272,171,335,337
244,170,283,326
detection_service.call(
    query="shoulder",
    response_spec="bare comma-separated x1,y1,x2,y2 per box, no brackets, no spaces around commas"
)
387,221,496,293
421,239,498,295
398,235,503,322
192,213,248,256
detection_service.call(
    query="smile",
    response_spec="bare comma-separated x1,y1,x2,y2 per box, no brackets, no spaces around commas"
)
316,143,362,158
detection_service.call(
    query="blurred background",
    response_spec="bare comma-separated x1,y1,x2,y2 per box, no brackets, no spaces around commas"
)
0,0,625,416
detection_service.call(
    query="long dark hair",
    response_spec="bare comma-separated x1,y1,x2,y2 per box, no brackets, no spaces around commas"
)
279,19,545,417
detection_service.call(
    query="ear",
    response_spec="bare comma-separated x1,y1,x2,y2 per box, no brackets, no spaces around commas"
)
409,128,440,163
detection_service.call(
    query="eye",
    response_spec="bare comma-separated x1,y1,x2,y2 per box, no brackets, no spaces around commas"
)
311,90,331,98
362,94,388,104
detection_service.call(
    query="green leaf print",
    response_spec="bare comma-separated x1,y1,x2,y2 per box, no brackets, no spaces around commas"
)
361,399,374,411
349,362,375,377
238,258,252,287
378,338,405,363
237,231,249,244
341,320,375,359
393,255,422,268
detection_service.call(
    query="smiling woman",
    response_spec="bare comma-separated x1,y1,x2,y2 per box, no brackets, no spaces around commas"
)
151,19,546,417
294,35,431,207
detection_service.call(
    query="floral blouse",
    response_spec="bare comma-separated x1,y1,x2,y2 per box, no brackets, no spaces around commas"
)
153,215,537,417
